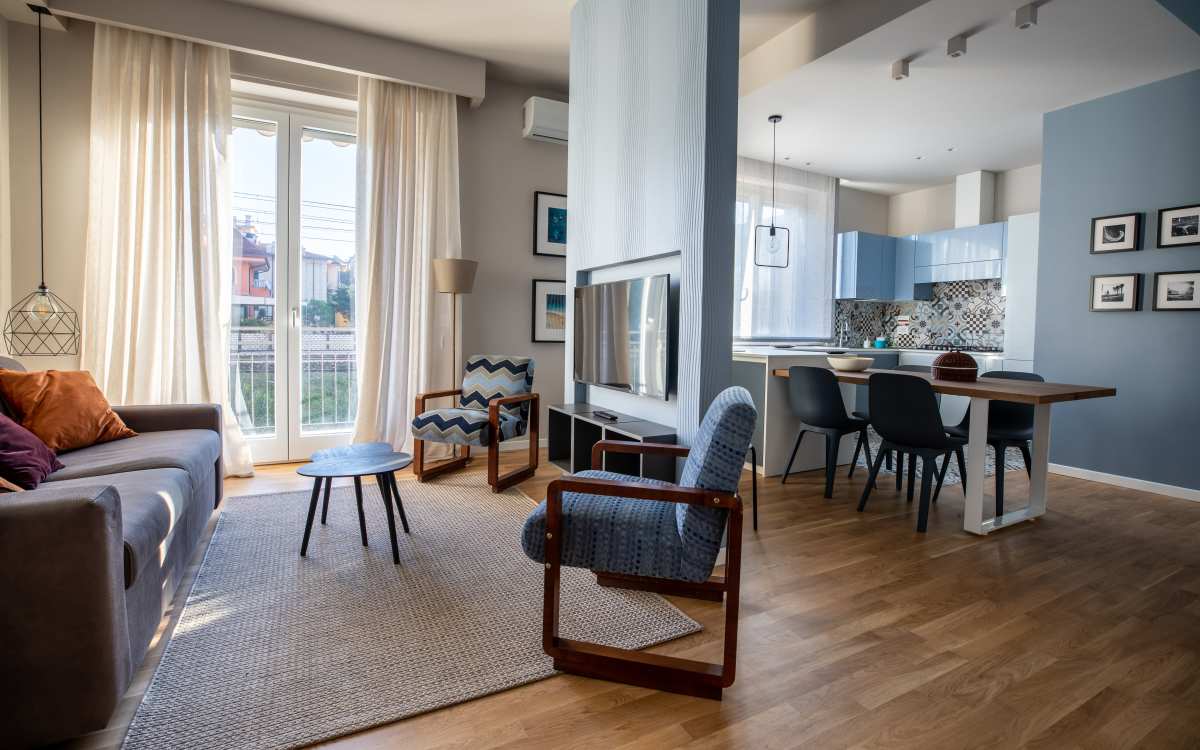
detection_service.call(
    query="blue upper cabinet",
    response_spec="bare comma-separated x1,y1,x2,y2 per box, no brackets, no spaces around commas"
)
836,231,895,300
893,236,932,301
912,221,1006,283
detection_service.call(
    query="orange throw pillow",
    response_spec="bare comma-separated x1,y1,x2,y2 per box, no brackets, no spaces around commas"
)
0,369,136,453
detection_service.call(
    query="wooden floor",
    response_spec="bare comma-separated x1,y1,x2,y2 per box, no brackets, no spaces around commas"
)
60,450,1200,750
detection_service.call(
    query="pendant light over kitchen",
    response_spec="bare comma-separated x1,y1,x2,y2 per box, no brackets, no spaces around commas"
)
754,114,789,269
3,4,79,356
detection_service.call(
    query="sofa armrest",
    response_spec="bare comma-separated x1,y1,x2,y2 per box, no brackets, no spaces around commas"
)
0,484,132,746
113,402,221,434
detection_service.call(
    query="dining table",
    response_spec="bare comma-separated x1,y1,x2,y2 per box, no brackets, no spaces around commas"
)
770,366,1116,535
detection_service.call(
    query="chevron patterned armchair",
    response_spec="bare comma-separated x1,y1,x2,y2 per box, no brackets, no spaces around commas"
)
411,354,539,492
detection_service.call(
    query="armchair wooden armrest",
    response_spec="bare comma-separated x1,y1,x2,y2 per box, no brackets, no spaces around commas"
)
485,392,540,492
414,388,462,413
590,440,689,471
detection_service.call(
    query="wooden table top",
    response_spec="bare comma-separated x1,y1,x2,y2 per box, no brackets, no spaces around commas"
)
770,367,1116,405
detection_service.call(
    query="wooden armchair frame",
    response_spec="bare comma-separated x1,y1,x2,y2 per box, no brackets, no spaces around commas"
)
412,389,540,493
541,439,742,700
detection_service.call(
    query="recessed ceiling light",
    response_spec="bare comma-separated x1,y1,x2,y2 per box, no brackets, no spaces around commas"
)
914,155,923,160
804,161,813,166
946,146,956,152
1016,3,1037,29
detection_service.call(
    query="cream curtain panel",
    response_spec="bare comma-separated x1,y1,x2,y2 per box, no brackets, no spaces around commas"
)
353,78,460,450
80,25,253,476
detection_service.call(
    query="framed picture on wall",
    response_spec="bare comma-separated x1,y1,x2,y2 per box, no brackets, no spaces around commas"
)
531,279,567,342
1156,204,1200,249
1152,270,1200,311
1089,212,1141,253
533,191,567,257
1090,273,1142,311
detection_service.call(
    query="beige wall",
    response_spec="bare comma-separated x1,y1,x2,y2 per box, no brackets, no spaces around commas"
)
6,21,93,370
0,18,12,351
887,165,1043,235
836,184,889,234
458,79,567,434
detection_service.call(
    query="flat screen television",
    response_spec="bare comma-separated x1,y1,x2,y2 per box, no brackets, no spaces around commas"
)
573,274,672,400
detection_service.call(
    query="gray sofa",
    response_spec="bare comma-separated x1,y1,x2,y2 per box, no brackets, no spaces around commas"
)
0,357,223,748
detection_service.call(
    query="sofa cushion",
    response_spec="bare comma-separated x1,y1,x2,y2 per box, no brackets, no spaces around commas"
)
0,369,136,453
46,429,220,484
0,412,64,489
39,468,192,587
521,469,690,581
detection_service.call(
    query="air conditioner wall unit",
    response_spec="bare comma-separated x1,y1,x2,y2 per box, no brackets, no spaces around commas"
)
522,96,568,144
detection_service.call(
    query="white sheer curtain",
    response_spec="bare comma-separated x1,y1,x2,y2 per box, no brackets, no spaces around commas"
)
80,25,253,476
353,78,460,450
732,157,837,340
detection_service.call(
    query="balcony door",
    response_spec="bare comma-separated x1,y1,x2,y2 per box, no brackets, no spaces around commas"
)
229,103,359,463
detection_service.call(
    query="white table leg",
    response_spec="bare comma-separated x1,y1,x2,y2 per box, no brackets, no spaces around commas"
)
1027,403,1051,518
963,397,990,535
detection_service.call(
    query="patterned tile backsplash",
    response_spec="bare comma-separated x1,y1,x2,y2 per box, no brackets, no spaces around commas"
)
833,279,1006,350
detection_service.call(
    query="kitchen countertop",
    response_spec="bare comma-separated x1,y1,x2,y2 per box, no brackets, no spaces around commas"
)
732,345,1007,361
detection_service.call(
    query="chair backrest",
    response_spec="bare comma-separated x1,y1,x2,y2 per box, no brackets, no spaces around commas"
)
955,370,1044,434
786,366,850,429
676,386,757,581
868,372,949,451
460,354,535,420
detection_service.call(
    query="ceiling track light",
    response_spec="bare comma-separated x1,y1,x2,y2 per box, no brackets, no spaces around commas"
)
1016,3,1038,29
947,34,967,58
891,59,909,80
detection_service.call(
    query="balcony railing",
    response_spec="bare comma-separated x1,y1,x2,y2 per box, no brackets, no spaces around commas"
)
229,326,357,436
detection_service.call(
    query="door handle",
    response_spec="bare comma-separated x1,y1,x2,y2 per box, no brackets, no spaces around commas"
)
291,306,300,328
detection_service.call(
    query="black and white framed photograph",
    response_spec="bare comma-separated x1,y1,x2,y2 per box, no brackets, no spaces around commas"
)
1090,212,1141,253
531,279,566,342
1152,270,1200,311
1090,273,1142,312
1156,203,1200,249
532,191,567,257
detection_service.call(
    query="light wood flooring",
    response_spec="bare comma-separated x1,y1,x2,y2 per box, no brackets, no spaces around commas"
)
58,450,1200,749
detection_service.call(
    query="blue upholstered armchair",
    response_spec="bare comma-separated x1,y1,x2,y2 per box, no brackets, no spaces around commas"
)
521,386,757,699
411,354,538,492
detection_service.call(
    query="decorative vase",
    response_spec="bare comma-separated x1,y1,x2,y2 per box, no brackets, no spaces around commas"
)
931,349,978,382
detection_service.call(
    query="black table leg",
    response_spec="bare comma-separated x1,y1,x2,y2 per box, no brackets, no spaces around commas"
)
320,476,332,524
300,477,322,557
353,476,368,546
376,473,401,565
387,471,410,533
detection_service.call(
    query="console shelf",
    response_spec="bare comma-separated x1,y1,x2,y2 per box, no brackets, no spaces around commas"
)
547,404,677,482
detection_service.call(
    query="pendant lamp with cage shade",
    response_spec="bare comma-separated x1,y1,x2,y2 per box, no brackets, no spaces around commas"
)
3,4,80,356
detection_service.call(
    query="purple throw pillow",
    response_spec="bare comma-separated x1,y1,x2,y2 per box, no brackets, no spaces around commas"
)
0,412,64,490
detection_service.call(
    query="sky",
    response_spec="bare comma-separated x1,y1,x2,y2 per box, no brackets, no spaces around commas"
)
231,118,357,261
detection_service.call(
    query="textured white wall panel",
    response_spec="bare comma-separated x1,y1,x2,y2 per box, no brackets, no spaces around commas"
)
566,0,739,444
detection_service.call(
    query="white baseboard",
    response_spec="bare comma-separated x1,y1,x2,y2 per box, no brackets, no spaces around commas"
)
1048,463,1200,503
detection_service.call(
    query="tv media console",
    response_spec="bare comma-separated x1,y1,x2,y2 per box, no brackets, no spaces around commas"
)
547,404,677,482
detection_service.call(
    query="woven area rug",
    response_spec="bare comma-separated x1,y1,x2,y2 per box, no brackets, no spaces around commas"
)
122,476,700,750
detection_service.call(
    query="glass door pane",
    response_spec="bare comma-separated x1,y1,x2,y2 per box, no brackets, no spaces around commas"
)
230,114,288,462
289,122,358,456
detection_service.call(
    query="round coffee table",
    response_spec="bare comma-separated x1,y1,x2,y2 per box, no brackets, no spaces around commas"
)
297,447,413,565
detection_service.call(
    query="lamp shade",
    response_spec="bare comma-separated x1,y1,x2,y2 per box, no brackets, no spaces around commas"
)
432,258,478,294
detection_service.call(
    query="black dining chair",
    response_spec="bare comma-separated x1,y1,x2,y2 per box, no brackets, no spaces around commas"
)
942,370,1044,518
782,366,873,498
857,372,966,532
852,364,938,496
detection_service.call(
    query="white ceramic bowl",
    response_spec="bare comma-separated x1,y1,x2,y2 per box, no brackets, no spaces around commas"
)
827,355,873,372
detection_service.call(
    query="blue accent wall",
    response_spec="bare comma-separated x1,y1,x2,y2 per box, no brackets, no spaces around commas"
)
1156,0,1200,35
1036,68,1200,490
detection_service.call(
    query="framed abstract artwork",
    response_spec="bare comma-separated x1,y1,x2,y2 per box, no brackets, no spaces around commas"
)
1089,213,1141,253
531,279,566,343
1089,273,1142,312
1156,204,1200,249
1152,270,1200,311
533,191,567,257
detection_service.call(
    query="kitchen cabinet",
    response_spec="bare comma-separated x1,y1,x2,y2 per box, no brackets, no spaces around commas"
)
836,231,895,300
913,221,1006,283
1003,212,1039,362
893,237,932,301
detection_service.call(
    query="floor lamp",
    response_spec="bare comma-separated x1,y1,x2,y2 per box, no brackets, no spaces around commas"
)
432,258,478,389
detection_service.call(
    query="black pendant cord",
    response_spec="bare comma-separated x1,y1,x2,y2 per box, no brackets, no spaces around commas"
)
770,120,776,232
36,8,46,290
